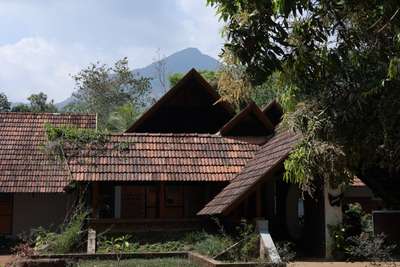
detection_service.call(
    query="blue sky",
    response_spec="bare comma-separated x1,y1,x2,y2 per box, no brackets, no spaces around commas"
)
0,0,223,102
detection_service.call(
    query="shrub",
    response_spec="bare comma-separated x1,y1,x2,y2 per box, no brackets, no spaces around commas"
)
238,233,259,262
192,233,233,257
330,203,396,261
276,241,296,262
97,235,132,267
32,207,88,254
346,233,396,262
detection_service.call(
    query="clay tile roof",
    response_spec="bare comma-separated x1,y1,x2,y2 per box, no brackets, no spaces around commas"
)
65,133,258,182
198,130,301,215
0,112,96,193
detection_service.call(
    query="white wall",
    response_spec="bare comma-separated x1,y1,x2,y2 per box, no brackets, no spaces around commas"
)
12,193,74,236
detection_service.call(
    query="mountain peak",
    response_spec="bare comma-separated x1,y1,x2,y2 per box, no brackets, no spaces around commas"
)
173,47,202,55
135,47,220,97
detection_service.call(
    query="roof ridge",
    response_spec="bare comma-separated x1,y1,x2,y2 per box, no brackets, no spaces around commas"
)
109,132,261,147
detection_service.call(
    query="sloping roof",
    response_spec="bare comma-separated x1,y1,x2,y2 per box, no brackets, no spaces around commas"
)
126,69,235,133
65,133,258,182
262,100,283,126
219,101,274,137
198,130,300,215
0,112,96,193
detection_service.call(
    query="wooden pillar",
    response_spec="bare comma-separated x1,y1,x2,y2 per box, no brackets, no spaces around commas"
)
91,182,100,219
159,182,165,218
256,186,262,218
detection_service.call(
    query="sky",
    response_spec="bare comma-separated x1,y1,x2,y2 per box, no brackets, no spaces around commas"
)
0,0,223,102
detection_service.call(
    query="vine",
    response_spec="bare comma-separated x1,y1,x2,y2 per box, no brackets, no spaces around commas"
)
42,123,110,161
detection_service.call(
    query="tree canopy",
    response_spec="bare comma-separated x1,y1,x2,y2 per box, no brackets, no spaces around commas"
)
209,0,400,207
66,58,152,131
169,70,219,88
0,93,11,112
10,92,57,113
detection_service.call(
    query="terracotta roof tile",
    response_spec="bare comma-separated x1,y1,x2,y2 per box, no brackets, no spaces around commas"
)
0,112,96,193
198,130,300,215
65,133,258,182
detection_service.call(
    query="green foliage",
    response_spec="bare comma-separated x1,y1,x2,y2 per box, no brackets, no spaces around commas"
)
67,57,152,130
27,92,58,113
250,72,279,107
168,73,183,87
33,207,88,254
275,241,296,262
106,102,140,132
346,233,396,262
43,124,108,161
191,232,234,257
329,203,396,261
10,92,57,113
0,93,11,112
209,0,400,207
98,235,132,266
11,104,31,112
96,222,261,262
168,70,219,88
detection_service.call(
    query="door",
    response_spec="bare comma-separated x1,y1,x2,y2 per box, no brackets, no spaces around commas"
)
0,194,12,234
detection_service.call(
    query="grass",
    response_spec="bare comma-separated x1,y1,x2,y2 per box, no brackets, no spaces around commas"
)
76,258,198,267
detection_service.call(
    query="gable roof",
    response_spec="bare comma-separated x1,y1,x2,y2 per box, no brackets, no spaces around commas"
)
262,100,283,126
0,112,96,193
198,130,300,215
126,68,236,133
219,101,274,137
65,133,258,182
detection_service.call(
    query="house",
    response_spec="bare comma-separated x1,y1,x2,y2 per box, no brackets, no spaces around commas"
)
0,112,96,236
0,69,381,257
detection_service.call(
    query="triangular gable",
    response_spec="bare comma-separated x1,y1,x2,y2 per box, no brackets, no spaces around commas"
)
198,130,300,216
219,101,274,136
262,100,283,126
126,68,236,133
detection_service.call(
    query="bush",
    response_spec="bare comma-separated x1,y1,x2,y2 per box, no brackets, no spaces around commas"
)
191,232,234,257
32,207,88,254
330,203,396,261
276,241,296,262
346,233,396,262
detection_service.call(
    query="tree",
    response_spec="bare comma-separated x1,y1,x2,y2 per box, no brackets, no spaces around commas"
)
0,93,11,112
154,49,167,94
106,102,140,132
169,70,219,88
68,57,152,130
28,92,58,113
11,104,31,112
209,0,400,207
11,92,57,113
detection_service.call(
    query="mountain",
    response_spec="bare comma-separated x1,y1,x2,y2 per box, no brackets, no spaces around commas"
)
55,47,220,109
134,47,220,97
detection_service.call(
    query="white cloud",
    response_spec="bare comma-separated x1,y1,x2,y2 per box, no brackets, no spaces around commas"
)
0,37,87,102
0,0,224,102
